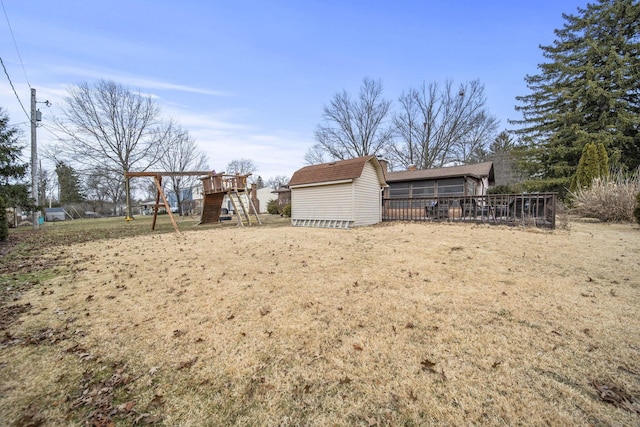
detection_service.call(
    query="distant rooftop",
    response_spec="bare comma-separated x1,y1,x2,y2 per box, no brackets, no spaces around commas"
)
386,162,494,183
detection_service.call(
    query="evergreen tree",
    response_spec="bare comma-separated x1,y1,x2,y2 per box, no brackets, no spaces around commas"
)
0,195,8,241
596,142,609,178
512,0,640,180
574,142,599,190
484,131,522,186
55,161,84,203
0,107,31,208
572,140,611,190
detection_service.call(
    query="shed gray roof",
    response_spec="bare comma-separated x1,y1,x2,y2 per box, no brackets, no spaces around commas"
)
385,162,495,184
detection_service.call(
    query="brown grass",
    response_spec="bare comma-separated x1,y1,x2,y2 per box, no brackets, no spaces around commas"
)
1,217,640,425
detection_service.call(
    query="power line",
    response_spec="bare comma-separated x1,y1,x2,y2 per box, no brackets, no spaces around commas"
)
1,0,30,88
40,123,64,141
0,56,30,121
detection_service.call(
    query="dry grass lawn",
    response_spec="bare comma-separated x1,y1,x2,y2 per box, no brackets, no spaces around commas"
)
1,217,639,425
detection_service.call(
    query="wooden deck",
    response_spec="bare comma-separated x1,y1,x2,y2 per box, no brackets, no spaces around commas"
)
382,193,557,229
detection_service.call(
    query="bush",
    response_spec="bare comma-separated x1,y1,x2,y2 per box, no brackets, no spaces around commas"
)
569,169,640,222
266,199,280,215
634,192,640,224
487,185,517,195
0,196,7,241
521,177,572,199
281,203,291,217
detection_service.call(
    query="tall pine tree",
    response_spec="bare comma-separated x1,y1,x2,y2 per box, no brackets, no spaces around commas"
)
512,0,640,183
0,107,30,208
55,161,84,204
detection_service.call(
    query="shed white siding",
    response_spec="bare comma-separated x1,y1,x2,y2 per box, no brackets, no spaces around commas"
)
292,182,354,227
353,162,382,226
290,156,386,228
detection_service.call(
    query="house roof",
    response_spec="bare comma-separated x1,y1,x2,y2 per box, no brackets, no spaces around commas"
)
385,162,495,183
289,156,387,187
271,186,290,194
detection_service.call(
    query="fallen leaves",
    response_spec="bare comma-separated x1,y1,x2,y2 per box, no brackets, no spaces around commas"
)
339,376,352,385
72,364,157,426
177,357,198,370
593,380,640,414
420,358,436,372
259,305,271,316
421,357,446,380
0,302,32,331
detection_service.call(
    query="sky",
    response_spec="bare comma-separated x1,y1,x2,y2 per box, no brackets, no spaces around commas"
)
1,0,589,181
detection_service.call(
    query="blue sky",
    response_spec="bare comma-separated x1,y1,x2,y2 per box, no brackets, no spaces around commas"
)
1,0,587,180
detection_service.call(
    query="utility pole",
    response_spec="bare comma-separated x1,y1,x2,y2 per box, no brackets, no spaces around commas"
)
31,88,39,230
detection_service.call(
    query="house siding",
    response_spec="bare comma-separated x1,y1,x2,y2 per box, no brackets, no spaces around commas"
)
255,187,276,213
353,162,382,226
291,182,354,222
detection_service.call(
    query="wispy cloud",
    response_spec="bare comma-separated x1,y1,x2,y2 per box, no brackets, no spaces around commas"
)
49,64,231,97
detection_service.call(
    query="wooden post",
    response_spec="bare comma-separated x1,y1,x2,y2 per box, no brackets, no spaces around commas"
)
151,175,161,231
152,175,180,233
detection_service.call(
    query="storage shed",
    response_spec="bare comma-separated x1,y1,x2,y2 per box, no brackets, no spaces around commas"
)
289,156,387,228
44,207,67,222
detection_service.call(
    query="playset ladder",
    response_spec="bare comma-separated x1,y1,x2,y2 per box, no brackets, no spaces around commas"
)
228,190,262,226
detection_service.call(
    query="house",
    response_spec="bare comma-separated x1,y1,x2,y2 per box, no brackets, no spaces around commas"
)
383,162,496,221
255,186,276,213
271,185,291,208
289,155,388,228
384,162,495,199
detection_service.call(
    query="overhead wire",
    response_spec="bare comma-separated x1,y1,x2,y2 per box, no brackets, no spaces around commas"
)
1,0,30,88
0,56,30,121
40,123,64,141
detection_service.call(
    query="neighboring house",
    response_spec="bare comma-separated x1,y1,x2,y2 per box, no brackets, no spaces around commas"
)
289,155,388,228
166,188,194,213
384,162,495,199
271,185,291,208
255,187,276,213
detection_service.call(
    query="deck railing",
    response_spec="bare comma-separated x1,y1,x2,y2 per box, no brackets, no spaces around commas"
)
382,193,557,229
202,174,249,194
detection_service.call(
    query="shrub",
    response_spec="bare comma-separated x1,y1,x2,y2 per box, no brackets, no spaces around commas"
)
487,185,516,195
266,199,280,215
521,177,571,199
569,169,640,222
634,192,640,224
281,203,291,217
0,196,7,241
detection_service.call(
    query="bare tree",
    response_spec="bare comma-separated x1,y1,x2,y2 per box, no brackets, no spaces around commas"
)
310,78,393,161
266,175,289,189
388,80,498,169
53,80,164,218
303,143,329,165
156,121,209,215
226,158,257,175
85,167,125,216
455,110,499,164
